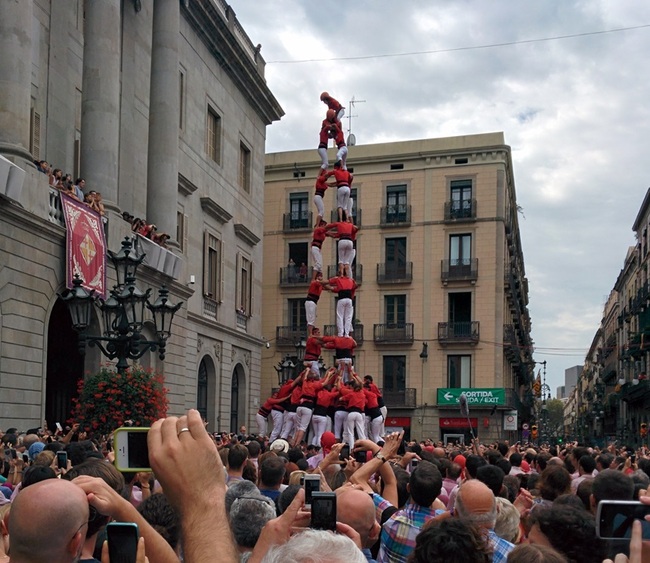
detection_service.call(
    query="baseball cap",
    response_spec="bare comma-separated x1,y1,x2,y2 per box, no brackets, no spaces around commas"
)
320,431,336,452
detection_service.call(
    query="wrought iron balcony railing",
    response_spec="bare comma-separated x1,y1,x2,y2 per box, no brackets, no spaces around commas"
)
283,211,312,231
279,266,312,286
380,205,411,226
377,262,413,284
438,321,480,344
327,264,363,283
373,323,414,344
441,258,478,283
444,199,477,221
323,324,364,345
379,388,417,408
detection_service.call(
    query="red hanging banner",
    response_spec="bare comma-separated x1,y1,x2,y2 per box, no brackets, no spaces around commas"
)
61,193,107,298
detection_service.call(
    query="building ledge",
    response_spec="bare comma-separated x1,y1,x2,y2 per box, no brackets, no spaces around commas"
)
200,196,232,224
234,223,260,246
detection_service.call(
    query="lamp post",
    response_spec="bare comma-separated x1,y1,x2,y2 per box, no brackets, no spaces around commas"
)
60,237,182,375
273,336,311,385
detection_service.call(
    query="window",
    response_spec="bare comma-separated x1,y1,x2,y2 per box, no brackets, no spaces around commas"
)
288,242,309,282
176,210,187,253
448,355,471,388
197,359,208,421
29,106,40,160
206,106,221,164
237,254,253,316
450,179,472,218
385,295,406,326
448,292,473,337
288,298,307,329
179,68,186,130
385,237,407,276
239,141,251,193
383,355,406,392
290,192,310,229
203,232,222,301
386,184,407,222
450,234,471,267
349,187,358,223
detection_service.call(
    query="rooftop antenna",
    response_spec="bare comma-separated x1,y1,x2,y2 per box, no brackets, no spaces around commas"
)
346,95,365,146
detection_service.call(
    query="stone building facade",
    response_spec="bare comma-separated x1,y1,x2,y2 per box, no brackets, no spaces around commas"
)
0,0,282,432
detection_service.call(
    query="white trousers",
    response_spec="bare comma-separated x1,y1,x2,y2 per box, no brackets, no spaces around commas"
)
336,145,348,169
280,411,297,440
256,413,268,437
295,406,314,433
269,410,285,442
346,411,366,449
380,406,388,437
311,246,323,273
305,300,318,327
314,194,324,218
338,239,354,265
365,414,383,443
334,410,349,441
318,147,328,168
312,414,329,446
336,298,354,337
337,185,350,213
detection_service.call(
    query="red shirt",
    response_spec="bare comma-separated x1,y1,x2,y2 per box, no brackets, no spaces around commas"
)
316,388,339,409
301,380,324,400
323,336,356,351
340,386,366,410
333,222,357,240
327,276,357,298
307,280,324,300
363,388,379,409
323,95,343,114
290,384,303,406
325,168,352,187
315,175,330,196
312,226,328,248
304,336,322,360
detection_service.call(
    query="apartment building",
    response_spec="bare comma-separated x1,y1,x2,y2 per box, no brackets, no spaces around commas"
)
0,0,282,431
261,133,534,442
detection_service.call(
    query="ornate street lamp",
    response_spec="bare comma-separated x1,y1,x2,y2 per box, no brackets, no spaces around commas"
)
60,237,182,375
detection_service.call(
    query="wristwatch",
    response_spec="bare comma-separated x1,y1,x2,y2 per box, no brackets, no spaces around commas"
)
374,451,387,463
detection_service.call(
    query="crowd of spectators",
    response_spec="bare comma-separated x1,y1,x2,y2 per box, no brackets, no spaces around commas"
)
121,212,171,249
36,159,105,216
1,415,650,563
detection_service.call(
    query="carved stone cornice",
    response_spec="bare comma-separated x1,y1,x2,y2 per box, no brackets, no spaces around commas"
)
234,223,260,246
200,196,232,224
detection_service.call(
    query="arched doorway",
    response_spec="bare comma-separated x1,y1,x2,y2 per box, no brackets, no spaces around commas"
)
45,299,84,428
197,355,217,432
230,363,246,433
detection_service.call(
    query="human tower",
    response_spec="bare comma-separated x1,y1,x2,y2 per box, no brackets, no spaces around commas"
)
256,92,387,452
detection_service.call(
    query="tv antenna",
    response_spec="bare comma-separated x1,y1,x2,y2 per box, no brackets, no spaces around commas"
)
346,95,365,146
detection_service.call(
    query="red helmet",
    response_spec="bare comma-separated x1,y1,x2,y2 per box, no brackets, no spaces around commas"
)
320,91,330,101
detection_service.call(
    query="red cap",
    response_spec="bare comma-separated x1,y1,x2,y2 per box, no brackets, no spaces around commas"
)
521,460,531,473
424,445,435,453
454,454,467,469
320,431,336,452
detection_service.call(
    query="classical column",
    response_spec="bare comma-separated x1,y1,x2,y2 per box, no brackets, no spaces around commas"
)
80,0,121,207
146,0,179,239
0,0,33,164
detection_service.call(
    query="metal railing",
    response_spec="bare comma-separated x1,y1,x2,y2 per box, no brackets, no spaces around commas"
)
276,326,308,347
279,266,312,286
283,211,312,231
438,321,480,344
373,323,415,344
330,208,362,226
441,259,478,283
323,324,364,344
444,199,476,221
327,264,363,283
380,205,411,226
377,262,413,283
380,388,417,408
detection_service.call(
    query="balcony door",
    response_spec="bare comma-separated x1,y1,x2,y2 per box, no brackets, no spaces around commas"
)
386,185,407,222
449,292,472,337
382,355,406,392
449,234,471,275
385,237,407,278
450,179,472,217
290,192,309,229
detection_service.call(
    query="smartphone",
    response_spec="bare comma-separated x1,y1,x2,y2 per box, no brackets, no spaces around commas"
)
113,427,151,472
9,449,17,460
310,492,337,531
596,500,650,540
22,453,29,464
411,459,419,469
107,522,139,563
339,445,350,461
56,451,68,469
304,473,321,508
354,450,367,464
56,422,63,432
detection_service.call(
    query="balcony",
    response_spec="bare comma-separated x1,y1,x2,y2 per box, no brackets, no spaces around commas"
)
377,262,413,284
283,211,312,232
380,205,411,227
279,266,312,287
327,264,363,283
373,323,414,344
503,324,519,363
236,310,248,330
444,199,477,222
324,324,364,345
330,208,362,226
441,259,478,284
275,326,308,347
438,321,480,345
380,388,417,409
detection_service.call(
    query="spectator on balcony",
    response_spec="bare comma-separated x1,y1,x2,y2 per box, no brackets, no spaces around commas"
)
35,160,49,174
287,258,297,282
49,168,63,187
299,262,308,281
73,178,86,201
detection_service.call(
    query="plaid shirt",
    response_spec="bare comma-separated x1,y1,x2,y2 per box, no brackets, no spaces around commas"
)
377,502,443,563
488,529,515,563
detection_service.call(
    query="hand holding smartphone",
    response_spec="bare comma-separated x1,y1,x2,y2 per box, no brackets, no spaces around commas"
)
310,492,337,531
596,500,650,540
113,427,151,473
107,522,139,563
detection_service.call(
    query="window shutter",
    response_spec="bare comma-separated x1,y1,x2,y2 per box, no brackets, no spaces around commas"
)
203,231,210,297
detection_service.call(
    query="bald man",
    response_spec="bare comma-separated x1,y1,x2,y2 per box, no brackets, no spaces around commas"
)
8,478,88,563
336,486,381,561
454,480,514,563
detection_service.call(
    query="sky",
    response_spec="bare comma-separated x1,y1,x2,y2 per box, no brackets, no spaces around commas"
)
232,0,650,394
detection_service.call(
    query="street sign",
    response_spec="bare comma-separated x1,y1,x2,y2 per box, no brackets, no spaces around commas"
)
437,388,506,406
522,423,529,430
503,410,518,431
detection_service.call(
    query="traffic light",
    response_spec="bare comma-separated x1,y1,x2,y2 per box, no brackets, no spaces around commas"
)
557,437,563,444
532,425,538,440
641,422,648,437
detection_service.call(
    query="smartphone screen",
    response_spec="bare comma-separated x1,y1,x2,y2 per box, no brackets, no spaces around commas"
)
114,428,150,472
310,492,337,531
411,459,419,469
56,451,67,469
597,501,650,540
107,522,139,563
354,450,367,464
304,475,320,508
339,445,350,461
